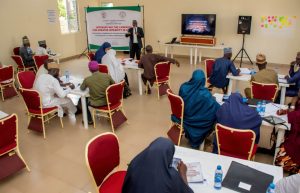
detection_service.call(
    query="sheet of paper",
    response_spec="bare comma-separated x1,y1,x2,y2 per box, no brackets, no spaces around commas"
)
0,111,8,119
238,182,252,191
186,162,204,183
239,68,251,75
278,74,285,79
279,78,288,84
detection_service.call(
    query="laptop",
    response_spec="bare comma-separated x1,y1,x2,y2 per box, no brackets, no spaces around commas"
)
166,37,177,44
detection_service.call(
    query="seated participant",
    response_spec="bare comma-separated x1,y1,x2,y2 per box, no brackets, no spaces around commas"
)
95,42,111,64
35,59,54,79
244,53,278,98
209,48,240,93
172,70,220,148
19,36,35,68
285,52,300,107
80,61,115,125
138,45,180,93
122,137,194,193
275,98,300,174
36,40,50,56
102,49,131,97
213,93,262,153
275,174,300,193
33,63,77,122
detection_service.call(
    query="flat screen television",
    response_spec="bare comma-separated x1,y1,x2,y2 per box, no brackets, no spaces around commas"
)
181,14,216,36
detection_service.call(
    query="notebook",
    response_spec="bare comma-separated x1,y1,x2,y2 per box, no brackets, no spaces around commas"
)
222,161,274,193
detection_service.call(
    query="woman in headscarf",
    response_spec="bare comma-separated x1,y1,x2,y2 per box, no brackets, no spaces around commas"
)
213,92,262,153
122,137,194,193
95,42,111,63
275,98,300,174
172,70,220,148
102,49,131,98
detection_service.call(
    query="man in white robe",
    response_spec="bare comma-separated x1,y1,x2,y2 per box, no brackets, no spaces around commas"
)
33,63,77,122
102,49,125,83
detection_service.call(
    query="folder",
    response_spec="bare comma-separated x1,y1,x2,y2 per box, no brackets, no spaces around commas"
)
222,161,274,193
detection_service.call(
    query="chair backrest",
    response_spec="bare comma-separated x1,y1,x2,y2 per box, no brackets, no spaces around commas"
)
13,47,20,55
11,55,25,69
98,64,109,74
19,88,42,114
215,123,256,160
106,80,125,108
85,132,120,186
0,65,14,83
204,59,215,79
17,71,36,89
251,81,278,102
154,62,171,81
0,114,18,155
167,89,184,120
86,52,95,61
33,55,49,69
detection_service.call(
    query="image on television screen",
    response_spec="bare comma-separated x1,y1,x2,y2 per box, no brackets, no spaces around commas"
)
182,14,216,36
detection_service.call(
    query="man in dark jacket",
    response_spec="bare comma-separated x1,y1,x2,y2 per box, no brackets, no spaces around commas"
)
125,20,144,60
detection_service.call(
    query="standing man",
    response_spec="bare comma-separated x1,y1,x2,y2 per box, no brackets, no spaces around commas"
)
125,20,144,60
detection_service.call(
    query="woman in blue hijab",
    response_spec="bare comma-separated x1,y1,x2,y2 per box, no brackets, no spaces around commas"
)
172,69,220,148
95,42,111,63
122,137,193,193
213,92,262,153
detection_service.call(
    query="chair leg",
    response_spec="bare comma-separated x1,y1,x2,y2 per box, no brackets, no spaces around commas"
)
108,111,115,133
41,116,46,139
92,109,96,129
157,83,160,100
15,148,30,172
27,115,31,133
59,117,64,128
199,140,205,151
0,87,4,101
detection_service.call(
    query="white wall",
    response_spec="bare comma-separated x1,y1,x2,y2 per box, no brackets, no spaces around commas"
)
101,0,300,64
0,0,99,65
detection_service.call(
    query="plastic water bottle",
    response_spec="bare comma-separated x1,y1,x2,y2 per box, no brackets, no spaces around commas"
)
256,101,262,114
65,71,70,83
214,165,223,190
261,100,266,117
266,183,275,193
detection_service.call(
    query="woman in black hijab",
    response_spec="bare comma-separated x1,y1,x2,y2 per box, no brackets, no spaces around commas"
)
122,137,194,193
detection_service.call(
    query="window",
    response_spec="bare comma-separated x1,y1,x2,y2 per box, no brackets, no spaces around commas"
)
57,0,79,34
101,2,113,7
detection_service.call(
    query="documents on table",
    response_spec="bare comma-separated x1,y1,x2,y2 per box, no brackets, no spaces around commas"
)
186,162,204,183
239,68,252,75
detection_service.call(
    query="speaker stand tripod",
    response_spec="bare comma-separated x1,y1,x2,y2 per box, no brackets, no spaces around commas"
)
232,34,253,67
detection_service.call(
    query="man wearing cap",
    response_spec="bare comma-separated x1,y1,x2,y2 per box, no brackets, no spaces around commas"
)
80,61,115,125
125,20,144,60
36,40,49,56
244,53,278,98
33,62,77,122
209,47,240,93
19,36,35,68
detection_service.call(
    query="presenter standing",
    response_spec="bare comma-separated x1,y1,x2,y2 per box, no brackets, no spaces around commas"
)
125,20,144,60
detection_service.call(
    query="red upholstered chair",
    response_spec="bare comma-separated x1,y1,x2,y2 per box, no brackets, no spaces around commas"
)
215,123,257,160
92,80,127,132
98,64,109,74
166,89,185,146
0,65,18,101
19,88,63,139
147,61,171,99
0,114,30,180
251,81,278,102
13,47,20,56
86,52,95,61
17,71,36,89
85,132,126,193
11,55,36,73
33,55,49,69
204,59,215,87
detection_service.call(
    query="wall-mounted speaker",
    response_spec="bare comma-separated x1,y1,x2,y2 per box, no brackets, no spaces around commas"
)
237,16,252,35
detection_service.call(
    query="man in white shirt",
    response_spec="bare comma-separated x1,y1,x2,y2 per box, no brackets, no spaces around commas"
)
33,63,77,122
275,174,300,193
125,20,144,60
36,40,49,56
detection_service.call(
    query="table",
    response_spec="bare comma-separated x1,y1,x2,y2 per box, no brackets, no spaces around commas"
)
174,146,283,193
0,111,8,119
121,59,144,95
213,93,290,164
162,43,224,65
226,73,291,105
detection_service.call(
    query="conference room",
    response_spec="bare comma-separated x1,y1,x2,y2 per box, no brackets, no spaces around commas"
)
0,0,299,193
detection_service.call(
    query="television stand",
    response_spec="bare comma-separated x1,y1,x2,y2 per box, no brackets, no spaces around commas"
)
180,36,216,46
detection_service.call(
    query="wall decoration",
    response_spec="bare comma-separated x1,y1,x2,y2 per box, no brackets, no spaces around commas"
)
260,16,296,29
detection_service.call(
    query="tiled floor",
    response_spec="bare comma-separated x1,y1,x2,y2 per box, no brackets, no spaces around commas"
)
0,54,291,193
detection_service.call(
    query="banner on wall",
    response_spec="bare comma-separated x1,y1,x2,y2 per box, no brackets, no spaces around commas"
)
86,6,142,51
260,16,297,30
